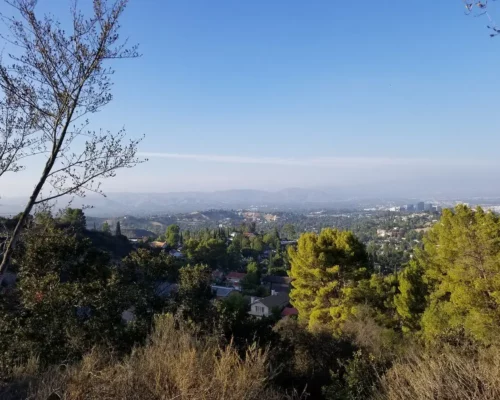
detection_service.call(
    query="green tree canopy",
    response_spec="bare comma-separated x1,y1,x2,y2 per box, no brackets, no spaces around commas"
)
1,220,142,373
176,264,214,325
122,248,181,284
183,238,228,271
394,260,428,333
165,224,180,247
282,224,297,240
396,205,500,345
59,208,87,231
241,261,261,292
102,221,111,234
288,228,370,332
251,236,264,252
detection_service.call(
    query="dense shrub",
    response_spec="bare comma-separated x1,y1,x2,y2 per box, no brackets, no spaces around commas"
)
0,314,304,400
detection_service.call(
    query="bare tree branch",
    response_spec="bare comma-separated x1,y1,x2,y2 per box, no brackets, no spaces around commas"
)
463,0,500,36
0,0,144,284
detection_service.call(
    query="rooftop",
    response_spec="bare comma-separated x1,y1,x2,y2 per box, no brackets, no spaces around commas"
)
212,285,237,298
281,307,298,317
262,275,292,285
257,292,289,309
155,281,178,297
227,272,247,280
150,241,167,249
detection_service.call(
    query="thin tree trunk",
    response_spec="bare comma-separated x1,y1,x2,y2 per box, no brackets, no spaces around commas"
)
0,0,140,285
0,171,47,284
0,96,80,285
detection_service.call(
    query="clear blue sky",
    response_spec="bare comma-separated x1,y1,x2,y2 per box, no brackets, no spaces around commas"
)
3,0,500,196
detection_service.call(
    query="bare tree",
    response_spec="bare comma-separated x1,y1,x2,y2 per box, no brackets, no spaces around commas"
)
463,0,500,36
0,101,39,179
0,0,144,284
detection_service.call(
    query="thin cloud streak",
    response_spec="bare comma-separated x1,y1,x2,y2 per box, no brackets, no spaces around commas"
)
138,152,498,168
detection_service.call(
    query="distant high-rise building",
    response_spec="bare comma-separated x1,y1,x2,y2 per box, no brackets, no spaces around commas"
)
417,202,425,212
406,204,415,212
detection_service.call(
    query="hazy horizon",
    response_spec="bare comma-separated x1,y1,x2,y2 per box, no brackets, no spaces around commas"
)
1,1,500,199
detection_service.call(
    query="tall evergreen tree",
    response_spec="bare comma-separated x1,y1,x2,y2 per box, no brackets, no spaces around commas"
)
115,221,122,237
177,264,214,325
288,228,370,332
59,208,86,232
394,260,428,333
395,205,500,345
165,225,180,248
102,222,111,234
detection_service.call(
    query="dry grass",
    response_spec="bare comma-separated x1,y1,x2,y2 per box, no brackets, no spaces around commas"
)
376,345,500,400
1,314,302,400
342,312,399,359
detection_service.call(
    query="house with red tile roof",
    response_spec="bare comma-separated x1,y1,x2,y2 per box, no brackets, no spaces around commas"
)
226,271,246,289
281,307,298,318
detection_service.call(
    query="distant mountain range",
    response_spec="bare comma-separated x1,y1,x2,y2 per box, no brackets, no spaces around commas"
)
0,188,391,217
3,188,500,217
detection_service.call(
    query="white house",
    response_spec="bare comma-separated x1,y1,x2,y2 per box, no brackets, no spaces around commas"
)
249,292,289,318
376,229,387,237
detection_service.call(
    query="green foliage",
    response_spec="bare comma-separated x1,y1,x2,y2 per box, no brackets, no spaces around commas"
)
122,248,181,284
251,236,264,252
357,274,399,329
394,260,428,333
271,317,355,399
227,240,242,270
241,261,261,292
263,232,279,247
183,238,228,271
59,208,86,231
323,350,387,400
101,221,111,234
396,205,500,345
176,264,214,326
0,220,144,375
214,292,250,342
165,224,180,247
288,228,371,332
282,223,296,240
247,261,260,275
268,247,290,276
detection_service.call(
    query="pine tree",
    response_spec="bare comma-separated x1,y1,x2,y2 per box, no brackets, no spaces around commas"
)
268,251,275,274
102,222,111,234
288,228,370,332
397,205,500,345
177,264,214,325
60,208,86,231
115,221,122,236
165,225,180,248
394,260,428,333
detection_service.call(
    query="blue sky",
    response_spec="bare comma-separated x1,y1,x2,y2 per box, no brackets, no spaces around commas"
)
3,0,500,196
